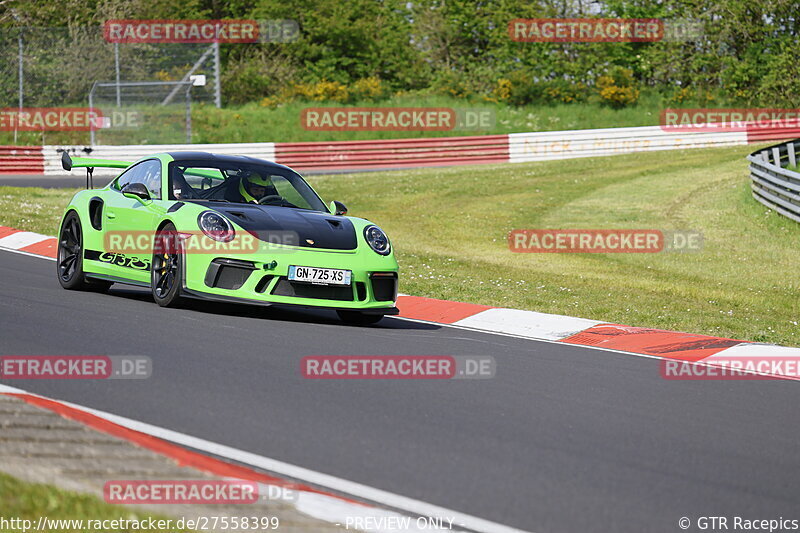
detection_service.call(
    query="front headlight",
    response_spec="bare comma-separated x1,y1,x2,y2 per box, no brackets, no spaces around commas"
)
198,211,235,242
364,225,391,255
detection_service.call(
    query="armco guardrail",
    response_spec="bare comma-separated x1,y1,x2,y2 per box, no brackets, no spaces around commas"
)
747,139,800,223
3,122,800,176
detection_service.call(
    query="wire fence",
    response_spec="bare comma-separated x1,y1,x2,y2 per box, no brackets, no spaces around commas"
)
89,81,196,145
0,27,218,108
0,26,219,145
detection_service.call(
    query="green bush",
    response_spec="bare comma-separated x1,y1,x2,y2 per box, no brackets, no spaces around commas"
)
596,67,640,108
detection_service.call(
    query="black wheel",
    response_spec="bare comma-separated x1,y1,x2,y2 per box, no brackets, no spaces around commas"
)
337,310,384,325
57,211,111,292
151,223,184,308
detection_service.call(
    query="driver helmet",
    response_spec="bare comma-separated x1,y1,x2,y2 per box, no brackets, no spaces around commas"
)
239,172,273,203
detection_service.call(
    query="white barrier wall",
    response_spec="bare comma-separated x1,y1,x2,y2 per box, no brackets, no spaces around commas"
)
40,125,753,177
508,126,748,163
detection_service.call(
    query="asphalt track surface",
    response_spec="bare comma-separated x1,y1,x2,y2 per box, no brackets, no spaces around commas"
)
2,249,800,533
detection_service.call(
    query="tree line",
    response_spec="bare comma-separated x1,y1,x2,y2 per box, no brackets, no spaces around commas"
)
1,0,797,108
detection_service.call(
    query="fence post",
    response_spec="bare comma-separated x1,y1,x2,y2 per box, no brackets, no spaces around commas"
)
213,41,221,108
788,142,797,168
772,147,781,166
89,83,96,146
115,43,121,107
14,28,23,145
17,29,23,110
185,84,192,144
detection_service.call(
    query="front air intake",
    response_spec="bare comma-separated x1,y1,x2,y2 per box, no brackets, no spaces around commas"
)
204,259,256,290
370,272,398,302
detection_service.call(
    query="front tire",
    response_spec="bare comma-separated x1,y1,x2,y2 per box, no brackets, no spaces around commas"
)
151,223,184,308
57,211,111,292
337,310,384,325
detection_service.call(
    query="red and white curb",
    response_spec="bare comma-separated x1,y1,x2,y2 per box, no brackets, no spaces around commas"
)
395,293,800,367
0,384,523,533
0,226,58,258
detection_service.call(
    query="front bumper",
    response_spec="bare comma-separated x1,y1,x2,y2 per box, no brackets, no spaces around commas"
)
182,245,399,312
182,288,399,315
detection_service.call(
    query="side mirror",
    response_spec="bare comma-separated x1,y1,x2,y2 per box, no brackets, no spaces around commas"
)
121,182,151,202
329,200,347,216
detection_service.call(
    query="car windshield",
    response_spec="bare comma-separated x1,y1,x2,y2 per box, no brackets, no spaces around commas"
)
168,160,327,212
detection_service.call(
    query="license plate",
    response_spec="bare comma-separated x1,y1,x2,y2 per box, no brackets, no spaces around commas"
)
288,265,352,286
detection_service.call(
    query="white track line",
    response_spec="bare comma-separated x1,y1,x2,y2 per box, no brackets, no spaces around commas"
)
0,245,56,261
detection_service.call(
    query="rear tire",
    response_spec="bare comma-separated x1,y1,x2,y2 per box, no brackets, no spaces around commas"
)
337,310,384,325
151,223,184,308
57,211,111,292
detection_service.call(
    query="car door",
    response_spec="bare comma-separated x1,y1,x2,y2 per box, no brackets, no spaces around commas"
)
102,159,168,283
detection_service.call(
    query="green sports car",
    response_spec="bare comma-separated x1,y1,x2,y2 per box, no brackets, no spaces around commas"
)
57,151,399,324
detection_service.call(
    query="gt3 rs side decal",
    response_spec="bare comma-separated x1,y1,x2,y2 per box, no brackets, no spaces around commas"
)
85,249,151,271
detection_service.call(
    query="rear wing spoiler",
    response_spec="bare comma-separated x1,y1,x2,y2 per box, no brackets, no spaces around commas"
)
61,151,131,188
61,151,131,171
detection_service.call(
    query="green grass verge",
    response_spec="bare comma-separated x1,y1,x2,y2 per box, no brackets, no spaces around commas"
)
189,93,666,144
0,187,72,236
0,92,669,146
0,471,188,532
2,143,797,345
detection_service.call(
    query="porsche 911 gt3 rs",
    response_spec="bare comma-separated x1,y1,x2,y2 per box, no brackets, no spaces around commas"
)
57,151,399,324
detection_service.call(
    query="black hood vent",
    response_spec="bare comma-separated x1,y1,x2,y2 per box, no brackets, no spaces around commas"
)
195,202,357,251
